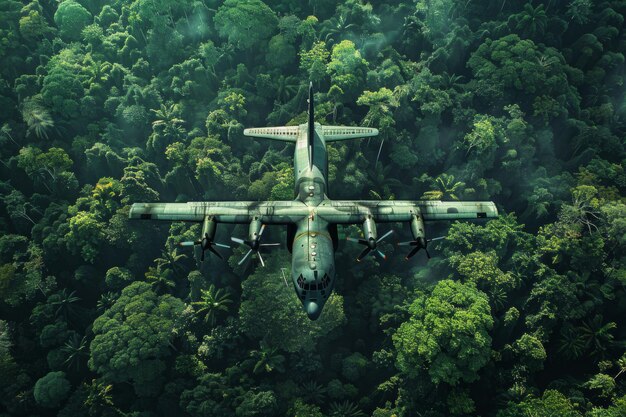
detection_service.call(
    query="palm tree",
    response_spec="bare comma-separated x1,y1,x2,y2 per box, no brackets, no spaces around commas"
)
421,173,465,200
512,4,547,38
250,341,285,374
329,401,365,417
155,246,187,275
96,292,117,312
300,381,326,404
368,164,402,199
145,266,176,294
440,73,465,93
192,284,232,326
61,334,88,371
578,315,616,358
1,123,18,146
275,75,299,102
51,289,81,321
21,97,54,140
322,14,357,44
84,379,121,416
151,103,185,138
557,323,586,359
615,354,626,380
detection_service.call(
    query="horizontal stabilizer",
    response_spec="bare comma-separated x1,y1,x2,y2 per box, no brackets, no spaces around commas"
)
243,126,299,142
321,126,378,142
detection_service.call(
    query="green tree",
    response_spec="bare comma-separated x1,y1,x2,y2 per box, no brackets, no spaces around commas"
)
299,41,330,84
192,284,233,326
393,280,493,385
34,371,71,408
496,389,582,417
21,97,54,139
214,0,278,50
327,40,368,101
88,282,184,396
53,0,92,42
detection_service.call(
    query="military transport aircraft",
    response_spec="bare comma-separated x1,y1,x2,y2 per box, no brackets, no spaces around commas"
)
130,83,498,320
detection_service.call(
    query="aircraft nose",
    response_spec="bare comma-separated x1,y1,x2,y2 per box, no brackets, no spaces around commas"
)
305,301,321,320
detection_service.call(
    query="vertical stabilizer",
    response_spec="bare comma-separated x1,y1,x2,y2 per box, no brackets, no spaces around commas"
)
308,82,314,169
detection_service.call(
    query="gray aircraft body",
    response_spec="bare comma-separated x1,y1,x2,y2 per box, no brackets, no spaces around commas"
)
130,83,498,320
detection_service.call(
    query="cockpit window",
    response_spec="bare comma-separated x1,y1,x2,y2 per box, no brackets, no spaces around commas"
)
297,273,331,291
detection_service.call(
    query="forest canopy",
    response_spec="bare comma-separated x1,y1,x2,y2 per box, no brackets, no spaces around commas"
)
0,0,625,416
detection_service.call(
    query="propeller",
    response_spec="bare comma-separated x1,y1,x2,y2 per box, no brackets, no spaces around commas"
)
397,236,445,260
179,234,230,261
231,224,280,267
347,229,394,262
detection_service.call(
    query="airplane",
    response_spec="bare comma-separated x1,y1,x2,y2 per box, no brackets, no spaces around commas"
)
130,83,498,320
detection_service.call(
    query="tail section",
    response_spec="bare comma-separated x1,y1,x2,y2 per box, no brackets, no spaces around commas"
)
244,82,378,151
321,126,378,141
243,126,298,142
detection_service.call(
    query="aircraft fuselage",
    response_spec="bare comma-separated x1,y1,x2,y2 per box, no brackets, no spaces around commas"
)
291,123,334,320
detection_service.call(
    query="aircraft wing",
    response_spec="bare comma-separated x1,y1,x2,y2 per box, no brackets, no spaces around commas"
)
129,201,310,224
129,200,497,224
314,200,498,223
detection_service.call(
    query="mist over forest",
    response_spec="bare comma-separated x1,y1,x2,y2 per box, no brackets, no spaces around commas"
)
1,0,625,415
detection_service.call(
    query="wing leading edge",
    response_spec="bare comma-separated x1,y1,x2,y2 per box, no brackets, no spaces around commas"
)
129,201,310,224
129,200,497,224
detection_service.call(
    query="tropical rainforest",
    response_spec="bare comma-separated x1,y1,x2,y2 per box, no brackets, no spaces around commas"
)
0,0,625,415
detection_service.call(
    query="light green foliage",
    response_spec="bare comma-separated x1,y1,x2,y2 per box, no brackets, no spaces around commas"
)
214,0,278,50
19,1,53,43
585,373,616,399
291,400,325,417
235,390,278,417
393,280,493,385
356,88,398,132
467,34,577,113
89,281,184,396
65,210,105,263
512,333,546,372
34,371,71,408
53,1,92,42
299,41,330,84
496,389,582,417
327,40,368,100
450,250,516,294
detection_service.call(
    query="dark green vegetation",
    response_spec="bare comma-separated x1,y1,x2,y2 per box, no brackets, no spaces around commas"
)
0,0,625,415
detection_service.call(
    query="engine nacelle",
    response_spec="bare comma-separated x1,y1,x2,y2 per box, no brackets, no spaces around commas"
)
363,216,380,249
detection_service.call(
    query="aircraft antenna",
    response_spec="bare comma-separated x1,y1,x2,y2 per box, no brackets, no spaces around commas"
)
280,268,289,288
307,82,314,169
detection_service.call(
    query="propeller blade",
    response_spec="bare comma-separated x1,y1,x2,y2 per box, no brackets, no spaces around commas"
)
377,250,387,260
179,241,196,247
376,230,394,243
214,242,231,249
425,248,431,259
356,247,371,261
428,236,445,242
260,243,280,247
258,224,266,237
257,252,265,267
208,246,223,260
397,241,418,247
231,237,245,245
406,246,421,260
238,249,253,265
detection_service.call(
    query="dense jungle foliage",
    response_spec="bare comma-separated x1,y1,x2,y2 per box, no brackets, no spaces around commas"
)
0,0,625,415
